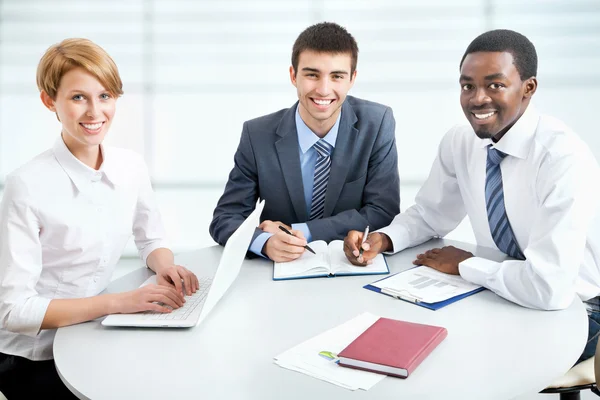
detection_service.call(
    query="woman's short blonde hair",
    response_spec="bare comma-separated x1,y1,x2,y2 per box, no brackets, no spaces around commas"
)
36,38,124,99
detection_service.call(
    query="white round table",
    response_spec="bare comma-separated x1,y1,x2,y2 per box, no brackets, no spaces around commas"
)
54,239,588,399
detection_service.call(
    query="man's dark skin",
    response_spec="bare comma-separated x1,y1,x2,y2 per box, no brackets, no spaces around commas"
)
343,51,537,273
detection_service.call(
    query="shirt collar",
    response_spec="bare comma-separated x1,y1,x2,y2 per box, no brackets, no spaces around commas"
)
295,105,341,154
478,104,540,159
52,136,121,193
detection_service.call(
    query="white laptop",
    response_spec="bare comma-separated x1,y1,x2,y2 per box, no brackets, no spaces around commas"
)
102,199,265,328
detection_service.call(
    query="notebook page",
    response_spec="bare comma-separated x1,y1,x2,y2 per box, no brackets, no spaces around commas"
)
328,240,388,275
273,240,330,279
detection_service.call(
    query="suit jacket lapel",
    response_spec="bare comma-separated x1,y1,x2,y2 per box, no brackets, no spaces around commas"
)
275,103,308,222
323,101,358,217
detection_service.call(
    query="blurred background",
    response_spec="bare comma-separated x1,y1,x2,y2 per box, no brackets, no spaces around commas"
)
1,3,599,398
1,0,599,259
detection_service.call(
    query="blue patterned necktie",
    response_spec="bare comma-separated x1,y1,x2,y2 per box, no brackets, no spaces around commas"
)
309,139,333,220
485,146,526,260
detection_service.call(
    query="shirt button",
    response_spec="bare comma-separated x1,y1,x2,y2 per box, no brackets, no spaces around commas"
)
91,173,102,182
97,207,103,213
93,277,98,283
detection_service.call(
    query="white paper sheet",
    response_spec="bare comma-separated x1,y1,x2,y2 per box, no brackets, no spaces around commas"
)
273,312,386,391
370,265,481,303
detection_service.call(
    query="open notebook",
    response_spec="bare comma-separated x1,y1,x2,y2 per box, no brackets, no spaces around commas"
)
273,240,389,280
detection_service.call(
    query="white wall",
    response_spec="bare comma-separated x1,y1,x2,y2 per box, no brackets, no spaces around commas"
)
1,0,599,185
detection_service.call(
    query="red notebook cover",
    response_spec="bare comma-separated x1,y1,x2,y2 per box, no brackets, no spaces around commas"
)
337,317,447,378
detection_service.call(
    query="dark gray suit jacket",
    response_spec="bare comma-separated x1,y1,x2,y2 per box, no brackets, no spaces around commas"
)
209,96,400,247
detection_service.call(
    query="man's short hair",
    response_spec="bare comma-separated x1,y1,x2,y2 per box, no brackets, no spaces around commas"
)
291,22,359,76
459,29,538,81
37,38,124,99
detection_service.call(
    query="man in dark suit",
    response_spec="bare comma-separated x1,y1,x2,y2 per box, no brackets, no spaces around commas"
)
210,22,400,262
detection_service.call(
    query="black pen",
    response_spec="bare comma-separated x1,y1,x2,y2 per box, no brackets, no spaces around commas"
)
278,225,316,254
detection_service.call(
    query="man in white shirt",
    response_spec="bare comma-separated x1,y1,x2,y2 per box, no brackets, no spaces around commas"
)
343,29,600,364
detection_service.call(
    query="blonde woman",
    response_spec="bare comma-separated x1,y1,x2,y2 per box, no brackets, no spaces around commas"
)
0,39,199,398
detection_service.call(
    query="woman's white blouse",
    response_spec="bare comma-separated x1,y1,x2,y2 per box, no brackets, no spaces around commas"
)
0,137,169,360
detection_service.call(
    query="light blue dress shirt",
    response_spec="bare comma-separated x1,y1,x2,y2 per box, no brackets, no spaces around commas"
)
249,106,341,257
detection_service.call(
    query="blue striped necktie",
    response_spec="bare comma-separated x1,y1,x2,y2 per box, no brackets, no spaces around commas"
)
485,146,526,260
309,139,333,220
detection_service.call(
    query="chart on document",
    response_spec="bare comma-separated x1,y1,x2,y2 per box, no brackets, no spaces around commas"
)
370,266,481,303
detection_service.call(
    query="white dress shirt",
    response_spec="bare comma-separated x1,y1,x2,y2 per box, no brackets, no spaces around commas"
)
0,137,169,360
379,105,600,310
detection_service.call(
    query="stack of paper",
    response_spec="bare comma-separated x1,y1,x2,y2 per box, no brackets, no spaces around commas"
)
274,312,386,390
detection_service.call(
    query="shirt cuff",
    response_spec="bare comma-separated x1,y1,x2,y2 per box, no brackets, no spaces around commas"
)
376,224,410,255
6,296,52,337
458,256,500,286
291,223,312,242
249,232,273,258
140,240,170,267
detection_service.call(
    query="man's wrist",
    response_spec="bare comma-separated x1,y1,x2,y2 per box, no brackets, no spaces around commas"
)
379,233,393,253
261,237,271,258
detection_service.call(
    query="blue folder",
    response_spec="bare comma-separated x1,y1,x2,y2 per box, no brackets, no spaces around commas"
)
363,271,485,310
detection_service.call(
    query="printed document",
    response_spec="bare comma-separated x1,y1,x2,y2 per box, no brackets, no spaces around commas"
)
370,266,481,303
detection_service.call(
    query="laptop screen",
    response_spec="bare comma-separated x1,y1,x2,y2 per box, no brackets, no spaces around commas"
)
196,199,265,325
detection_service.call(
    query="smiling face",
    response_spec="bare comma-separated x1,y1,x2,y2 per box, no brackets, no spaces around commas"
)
459,51,536,141
290,50,356,137
41,67,116,153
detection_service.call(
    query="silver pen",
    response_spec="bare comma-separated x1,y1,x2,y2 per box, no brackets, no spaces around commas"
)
358,226,370,257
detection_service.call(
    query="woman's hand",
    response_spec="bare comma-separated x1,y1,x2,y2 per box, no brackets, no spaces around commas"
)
116,284,185,314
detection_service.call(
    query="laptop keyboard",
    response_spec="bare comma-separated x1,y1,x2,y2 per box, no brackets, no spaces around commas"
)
142,276,213,320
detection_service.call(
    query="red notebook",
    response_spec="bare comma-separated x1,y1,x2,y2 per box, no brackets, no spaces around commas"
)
337,317,447,378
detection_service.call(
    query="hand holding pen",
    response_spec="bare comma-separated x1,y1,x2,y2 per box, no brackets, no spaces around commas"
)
343,227,392,267
258,219,314,262
278,226,316,254
358,226,370,258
